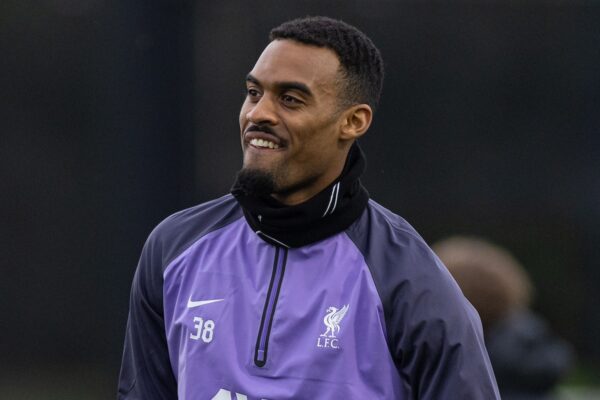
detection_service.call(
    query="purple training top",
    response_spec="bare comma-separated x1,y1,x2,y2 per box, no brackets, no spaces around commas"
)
118,195,500,399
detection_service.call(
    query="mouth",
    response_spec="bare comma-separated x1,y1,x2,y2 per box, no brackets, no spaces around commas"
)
244,128,286,151
249,137,280,150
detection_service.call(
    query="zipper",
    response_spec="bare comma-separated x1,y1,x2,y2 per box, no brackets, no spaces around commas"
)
254,246,288,367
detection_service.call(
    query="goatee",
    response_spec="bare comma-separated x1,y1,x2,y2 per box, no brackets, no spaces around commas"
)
233,168,276,197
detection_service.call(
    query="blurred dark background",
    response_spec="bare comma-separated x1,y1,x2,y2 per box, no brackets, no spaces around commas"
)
1,0,599,398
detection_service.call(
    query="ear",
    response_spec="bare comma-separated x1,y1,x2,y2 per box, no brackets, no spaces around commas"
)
339,104,373,141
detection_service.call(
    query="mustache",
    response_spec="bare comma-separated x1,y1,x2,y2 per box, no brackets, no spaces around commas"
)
245,124,277,136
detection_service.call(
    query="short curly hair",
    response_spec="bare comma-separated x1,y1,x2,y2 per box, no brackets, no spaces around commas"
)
270,16,384,111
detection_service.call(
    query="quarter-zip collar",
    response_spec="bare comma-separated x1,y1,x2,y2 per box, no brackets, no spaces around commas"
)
231,142,369,248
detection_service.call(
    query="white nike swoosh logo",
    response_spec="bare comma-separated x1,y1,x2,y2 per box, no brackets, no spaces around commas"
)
187,297,225,308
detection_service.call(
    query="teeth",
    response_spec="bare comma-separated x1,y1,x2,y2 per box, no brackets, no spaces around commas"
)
250,138,280,149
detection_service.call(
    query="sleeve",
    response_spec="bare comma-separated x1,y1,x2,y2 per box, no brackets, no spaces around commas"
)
117,232,177,399
391,250,501,399
342,204,501,398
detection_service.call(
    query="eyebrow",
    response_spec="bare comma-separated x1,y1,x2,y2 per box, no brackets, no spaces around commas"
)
246,73,313,97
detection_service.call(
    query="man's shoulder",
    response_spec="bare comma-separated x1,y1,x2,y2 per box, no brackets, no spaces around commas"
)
155,194,241,234
347,198,458,302
366,199,420,234
145,194,243,268
348,199,430,255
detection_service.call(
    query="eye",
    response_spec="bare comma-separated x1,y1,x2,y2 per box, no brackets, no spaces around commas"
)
245,87,262,101
281,94,302,106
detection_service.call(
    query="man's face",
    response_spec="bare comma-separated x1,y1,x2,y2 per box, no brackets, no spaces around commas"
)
239,39,349,205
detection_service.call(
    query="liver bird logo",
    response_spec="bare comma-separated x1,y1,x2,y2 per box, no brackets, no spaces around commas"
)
320,305,350,338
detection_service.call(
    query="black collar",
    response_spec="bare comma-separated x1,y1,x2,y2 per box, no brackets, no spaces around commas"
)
231,143,369,248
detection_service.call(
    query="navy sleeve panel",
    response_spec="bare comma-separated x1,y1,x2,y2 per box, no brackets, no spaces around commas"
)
346,200,500,400
117,195,243,399
117,236,177,399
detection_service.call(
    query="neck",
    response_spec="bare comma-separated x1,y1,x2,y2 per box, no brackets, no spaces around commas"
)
271,157,347,206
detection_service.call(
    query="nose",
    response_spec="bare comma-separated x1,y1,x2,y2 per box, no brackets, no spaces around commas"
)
245,95,278,126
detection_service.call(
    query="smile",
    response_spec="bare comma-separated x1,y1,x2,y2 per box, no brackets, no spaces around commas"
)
250,138,280,149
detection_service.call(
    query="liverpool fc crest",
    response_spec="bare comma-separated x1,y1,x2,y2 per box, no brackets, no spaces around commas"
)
317,304,349,349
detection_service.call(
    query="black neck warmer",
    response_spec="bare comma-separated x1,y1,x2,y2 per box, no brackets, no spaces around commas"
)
231,143,369,248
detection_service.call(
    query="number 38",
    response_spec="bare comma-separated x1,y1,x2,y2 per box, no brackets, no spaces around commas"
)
190,317,215,343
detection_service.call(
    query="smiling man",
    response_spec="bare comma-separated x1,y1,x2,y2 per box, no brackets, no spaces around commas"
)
118,17,500,399
238,38,367,206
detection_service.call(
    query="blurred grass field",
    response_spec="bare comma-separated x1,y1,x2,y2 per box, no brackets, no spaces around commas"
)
1,364,598,399
0,365,114,400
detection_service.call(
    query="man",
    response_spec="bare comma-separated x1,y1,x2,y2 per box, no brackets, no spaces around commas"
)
118,16,499,399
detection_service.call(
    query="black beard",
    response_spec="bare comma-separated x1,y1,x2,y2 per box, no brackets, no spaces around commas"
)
233,168,276,197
